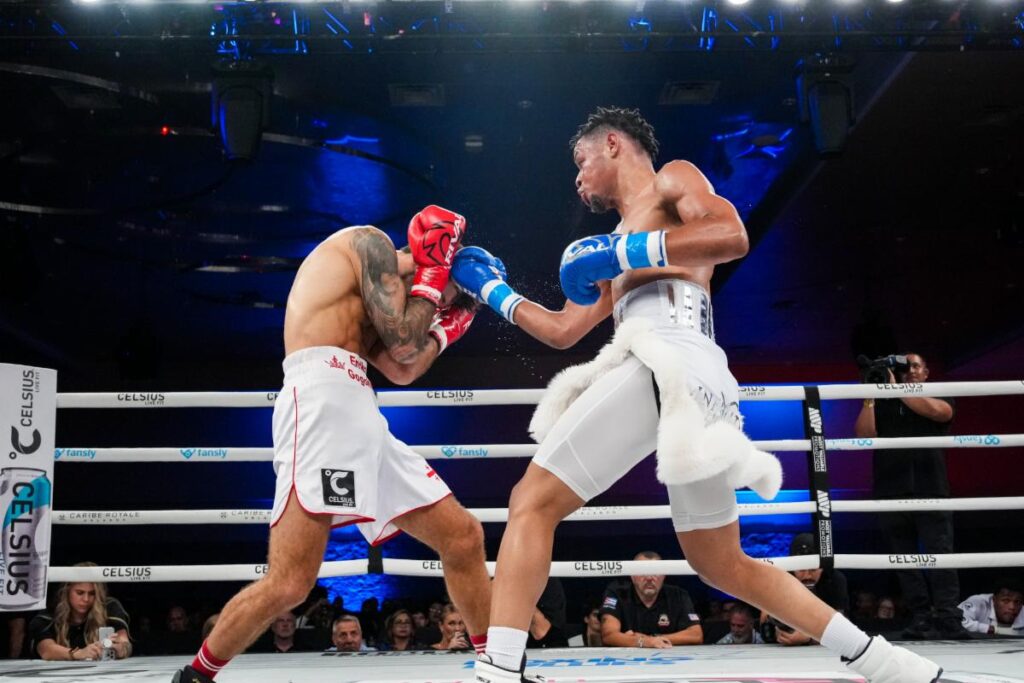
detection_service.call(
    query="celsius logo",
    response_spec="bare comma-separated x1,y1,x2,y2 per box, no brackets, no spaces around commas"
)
117,393,165,406
321,469,356,507
426,390,475,403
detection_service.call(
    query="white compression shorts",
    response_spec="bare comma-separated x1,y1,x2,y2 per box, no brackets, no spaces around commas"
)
533,279,744,532
270,346,452,545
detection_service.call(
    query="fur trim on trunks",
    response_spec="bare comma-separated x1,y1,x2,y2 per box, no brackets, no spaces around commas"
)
529,318,782,500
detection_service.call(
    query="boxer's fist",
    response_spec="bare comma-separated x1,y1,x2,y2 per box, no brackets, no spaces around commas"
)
429,302,477,354
451,246,523,323
559,231,667,305
408,205,467,305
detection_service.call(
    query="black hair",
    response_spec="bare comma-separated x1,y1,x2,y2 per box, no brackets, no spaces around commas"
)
570,106,659,161
994,577,1024,596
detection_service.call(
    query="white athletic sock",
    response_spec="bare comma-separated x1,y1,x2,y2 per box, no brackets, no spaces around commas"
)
820,613,871,660
485,626,528,671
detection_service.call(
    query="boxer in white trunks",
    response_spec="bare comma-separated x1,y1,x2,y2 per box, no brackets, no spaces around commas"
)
174,206,491,682
453,107,942,683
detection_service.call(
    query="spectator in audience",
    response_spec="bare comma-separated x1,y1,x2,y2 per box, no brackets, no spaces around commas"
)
430,604,470,651
526,582,570,650
29,563,132,660
876,597,897,621
201,614,219,640
296,586,334,631
851,590,879,622
380,610,419,651
417,602,443,647
568,604,603,647
2,611,29,659
411,609,428,632
599,551,703,647
260,611,300,653
760,534,849,646
359,598,381,648
154,605,201,655
959,578,1024,636
705,600,726,622
329,615,376,652
716,603,763,645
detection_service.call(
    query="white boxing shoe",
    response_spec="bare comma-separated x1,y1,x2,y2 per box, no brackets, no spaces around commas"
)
843,635,943,683
474,654,545,683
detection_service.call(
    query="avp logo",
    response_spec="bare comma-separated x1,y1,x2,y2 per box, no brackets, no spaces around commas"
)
816,490,831,518
807,407,823,434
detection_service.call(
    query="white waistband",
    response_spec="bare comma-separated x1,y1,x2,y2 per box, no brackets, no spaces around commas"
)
613,279,715,341
282,346,370,383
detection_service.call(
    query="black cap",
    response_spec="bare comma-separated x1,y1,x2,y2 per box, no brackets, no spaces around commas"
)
790,533,817,556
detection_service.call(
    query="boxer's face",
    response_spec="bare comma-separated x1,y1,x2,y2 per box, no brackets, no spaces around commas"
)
574,135,614,214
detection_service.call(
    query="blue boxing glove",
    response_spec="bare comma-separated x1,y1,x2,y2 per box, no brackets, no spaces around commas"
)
559,231,668,305
451,246,525,323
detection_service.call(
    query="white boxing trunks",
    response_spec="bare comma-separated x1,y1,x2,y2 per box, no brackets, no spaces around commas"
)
270,346,451,545
533,279,744,532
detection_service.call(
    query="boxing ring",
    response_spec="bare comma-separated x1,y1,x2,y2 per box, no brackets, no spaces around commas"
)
8,380,1024,681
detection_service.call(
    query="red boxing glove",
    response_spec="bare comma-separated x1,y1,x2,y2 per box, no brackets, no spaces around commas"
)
408,205,467,305
429,303,477,354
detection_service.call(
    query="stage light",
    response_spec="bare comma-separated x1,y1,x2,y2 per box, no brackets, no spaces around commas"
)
211,59,273,162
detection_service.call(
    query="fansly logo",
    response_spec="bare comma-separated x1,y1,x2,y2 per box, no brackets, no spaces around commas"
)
179,448,228,460
321,469,356,507
439,446,488,458
54,448,97,460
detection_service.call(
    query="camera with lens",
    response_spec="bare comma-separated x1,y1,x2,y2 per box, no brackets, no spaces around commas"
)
759,615,795,644
856,354,910,384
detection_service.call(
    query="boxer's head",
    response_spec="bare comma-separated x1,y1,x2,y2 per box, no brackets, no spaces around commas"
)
570,106,659,214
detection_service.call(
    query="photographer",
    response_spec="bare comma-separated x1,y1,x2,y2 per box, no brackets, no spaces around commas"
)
854,352,965,639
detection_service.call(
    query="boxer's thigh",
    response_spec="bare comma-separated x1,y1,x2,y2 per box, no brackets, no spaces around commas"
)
533,355,659,502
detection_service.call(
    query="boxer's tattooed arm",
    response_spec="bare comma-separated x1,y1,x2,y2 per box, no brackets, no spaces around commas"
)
354,229,436,363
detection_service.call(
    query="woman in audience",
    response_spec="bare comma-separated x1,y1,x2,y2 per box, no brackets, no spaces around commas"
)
381,609,419,651
29,562,132,660
430,603,470,651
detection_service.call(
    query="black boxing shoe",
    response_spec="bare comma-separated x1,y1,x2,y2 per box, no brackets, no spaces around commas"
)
171,665,215,683
935,615,971,640
901,614,939,640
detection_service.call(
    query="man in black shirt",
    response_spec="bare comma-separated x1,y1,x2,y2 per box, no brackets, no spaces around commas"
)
599,551,702,647
763,533,850,646
855,352,964,639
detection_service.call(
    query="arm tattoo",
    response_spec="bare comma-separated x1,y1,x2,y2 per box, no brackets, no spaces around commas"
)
353,230,435,362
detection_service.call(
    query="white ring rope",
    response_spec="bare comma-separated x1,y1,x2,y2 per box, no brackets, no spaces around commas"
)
47,553,1024,584
54,380,1024,409
51,496,1024,526
51,434,1024,463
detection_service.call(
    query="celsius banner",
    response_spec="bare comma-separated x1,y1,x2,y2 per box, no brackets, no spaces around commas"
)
0,363,57,612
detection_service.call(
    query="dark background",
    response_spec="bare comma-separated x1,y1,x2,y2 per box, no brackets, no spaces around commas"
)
1,0,1023,627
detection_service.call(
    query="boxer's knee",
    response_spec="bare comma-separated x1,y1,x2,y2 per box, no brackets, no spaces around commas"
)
438,512,485,567
264,563,320,609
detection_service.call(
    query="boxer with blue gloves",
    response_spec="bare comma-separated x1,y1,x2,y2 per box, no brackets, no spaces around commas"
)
475,107,940,683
